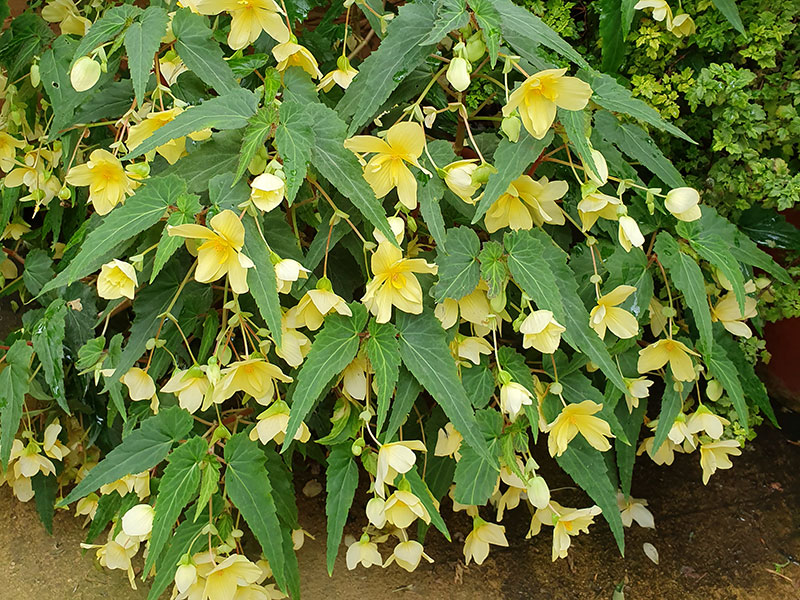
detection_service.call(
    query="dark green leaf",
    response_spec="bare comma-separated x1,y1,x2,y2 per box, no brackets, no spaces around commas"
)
432,227,481,302
172,8,238,93
31,299,68,412
367,320,401,434
243,216,283,347
420,0,469,45
711,0,745,34
599,0,625,72
72,4,141,65
151,192,203,283
124,7,169,107
325,444,358,575
235,104,278,181
163,130,243,193
32,473,57,534
276,100,315,204
652,371,688,452
384,366,421,442
452,442,499,505
478,240,507,299
704,324,748,431
23,249,54,296
467,0,502,66
146,517,206,600
0,340,33,468
193,458,221,522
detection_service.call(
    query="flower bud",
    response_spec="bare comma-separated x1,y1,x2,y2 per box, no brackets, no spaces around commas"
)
446,56,471,92
665,187,701,221
525,476,550,509
465,32,486,63
70,56,101,92
501,115,521,142
30,64,40,88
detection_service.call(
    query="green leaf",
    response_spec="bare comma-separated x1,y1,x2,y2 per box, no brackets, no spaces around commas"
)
452,442,499,505
621,0,637,35
124,7,169,107
171,8,238,94
559,109,601,182
337,1,439,134
603,246,653,323
396,310,491,462
473,131,553,223
242,216,283,347
462,358,496,409
164,130,243,193
263,447,299,529
72,4,141,66
505,229,627,393
41,176,181,295
60,406,193,506
325,444,358,575
615,394,647,497
704,325,748,431
31,298,68,412
146,517,206,600
283,305,368,449
384,366,421,442
225,433,299,599
144,436,205,576
420,0,469,45
84,492,122,543
0,340,33,468
716,329,776,426
418,173,448,254
654,232,713,354
652,370,688,453
711,0,745,34
276,100,315,204
367,320,401,434
235,104,278,181
32,473,57,534
23,249,54,296
405,466,451,540
478,240,507,299
39,37,88,137
193,458,221,522
432,227,481,302
151,192,203,283
594,110,685,188
599,0,625,72
467,0,502,66
125,89,258,159
0,13,53,80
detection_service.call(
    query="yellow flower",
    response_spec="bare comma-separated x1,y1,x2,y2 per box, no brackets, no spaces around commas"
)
577,190,621,231
441,159,481,204
10,439,56,480
634,0,672,22
249,172,285,211
274,258,309,293
212,358,292,406
374,440,426,498
70,56,101,92
502,68,592,140
383,490,431,529
121,367,158,412
637,435,681,465
582,148,608,185
589,285,639,340
686,405,729,440
434,423,462,458
41,0,91,35
81,531,141,588
318,56,359,92
159,52,188,85
127,107,208,165
520,309,566,354
362,242,437,323
203,554,262,599
272,41,322,78
341,356,369,400
1,219,30,241
344,121,426,210
499,381,534,421
168,210,255,294
637,338,699,382
446,56,472,91
249,401,311,445
100,471,151,499
160,367,209,413
464,519,508,565
623,376,653,412
97,259,138,300
699,439,740,484
121,503,155,538
275,314,311,367
453,334,493,365
0,131,25,172
484,175,567,233
284,287,352,331
383,540,433,572
669,13,696,37
711,293,757,338
195,0,289,49
550,503,601,561
66,149,137,215
664,187,701,221
4,149,62,205
617,492,655,528
545,400,614,457
346,535,383,570
618,215,645,252
42,420,70,461
434,282,493,330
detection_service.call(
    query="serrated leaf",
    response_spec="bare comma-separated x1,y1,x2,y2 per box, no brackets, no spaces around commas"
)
144,436,205,576
384,366,421,442
420,0,469,45
125,89,258,159
39,37,89,137
716,329,776,425
225,433,299,599
41,176,182,295
432,227,481,301
31,298,68,412
85,492,122,543
462,358,496,409
711,0,745,34
32,473,57,534
263,446,299,529
242,216,283,347
337,1,439,134
146,516,206,600
163,130,242,193
276,100,315,204
193,458,221,522
72,4,141,66
367,320,401,434
325,444,358,575
478,240,507,299
559,108,601,181
467,0,502,66
452,442,499,505
151,193,203,283
652,370,689,452
704,324,748,431
172,8,238,94
505,229,627,393
396,310,491,462
473,131,554,223
235,104,278,181
615,393,646,497
60,406,193,506
418,174,448,254
405,466,450,540
23,249,54,296
654,232,713,354
283,305,368,449
599,0,625,72
0,340,33,468
124,7,169,107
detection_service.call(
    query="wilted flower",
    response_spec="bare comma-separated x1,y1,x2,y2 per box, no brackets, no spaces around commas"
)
617,492,655,528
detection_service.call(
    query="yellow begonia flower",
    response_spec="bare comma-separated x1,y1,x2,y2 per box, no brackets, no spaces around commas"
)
434,423,462,458
711,293,757,338
496,464,527,521
383,540,433,572
4,149,63,205
699,439,740,484
250,172,286,212
454,335,492,365
446,56,471,92
270,40,321,78
341,356,369,400
249,401,311,445
70,56,101,92
97,259,138,300
41,0,92,35
276,314,311,367
318,57,359,92
484,175,567,233
81,531,140,588
637,338,699,382
686,405,729,440
520,309,566,354
160,367,209,413
1,219,31,241
100,471,151,499
442,159,481,204
203,554,263,599
284,288,352,330
121,367,156,402
464,520,508,565
500,381,534,421
373,215,406,246
121,503,155,538
374,440,426,498
66,149,138,215
159,52,188,85
618,215,645,252
545,400,614,457
194,0,289,50
583,148,609,185
637,435,681,465
366,496,387,528
502,68,592,140
669,13,696,37
0,132,25,171
616,492,655,528
346,536,383,570
211,358,292,406
577,191,621,231
127,108,209,165
664,187,701,221
623,376,653,412
168,210,255,294
275,258,309,293
634,0,672,22
42,420,70,461
434,282,493,330
344,121,426,210
384,490,431,529
362,242,437,323
530,501,601,561
589,285,639,340
174,563,198,594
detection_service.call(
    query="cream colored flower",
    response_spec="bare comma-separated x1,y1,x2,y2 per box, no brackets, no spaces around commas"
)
70,56,101,92
97,259,138,300
484,175,567,233
699,439,741,484
202,554,262,600
637,338,699,382
374,440,426,498
664,187,701,221
637,435,682,465
434,283,493,330
341,356,369,400
42,420,70,461
121,503,155,538
577,191,621,231
212,358,292,406
442,159,481,204
520,310,566,354
66,149,137,215
346,535,383,570
551,503,601,561
250,173,286,212
623,376,653,412
454,335,493,365
589,285,638,340
669,13,696,37
121,368,156,402
272,41,322,78
194,0,290,50
464,519,508,565
545,400,614,457
284,287,352,331
711,293,757,338
618,215,645,252
383,540,433,572
319,56,359,92
160,367,209,413
249,401,311,445
634,0,672,22
434,423,462,458
384,490,431,529
686,405,729,440
446,56,471,91
617,492,655,528
500,381,534,421
276,315,311,367
126,107,203,165
274,258,309,294
0,132,25,171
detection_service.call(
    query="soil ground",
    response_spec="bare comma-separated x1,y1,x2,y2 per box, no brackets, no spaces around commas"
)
1,418,799,600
